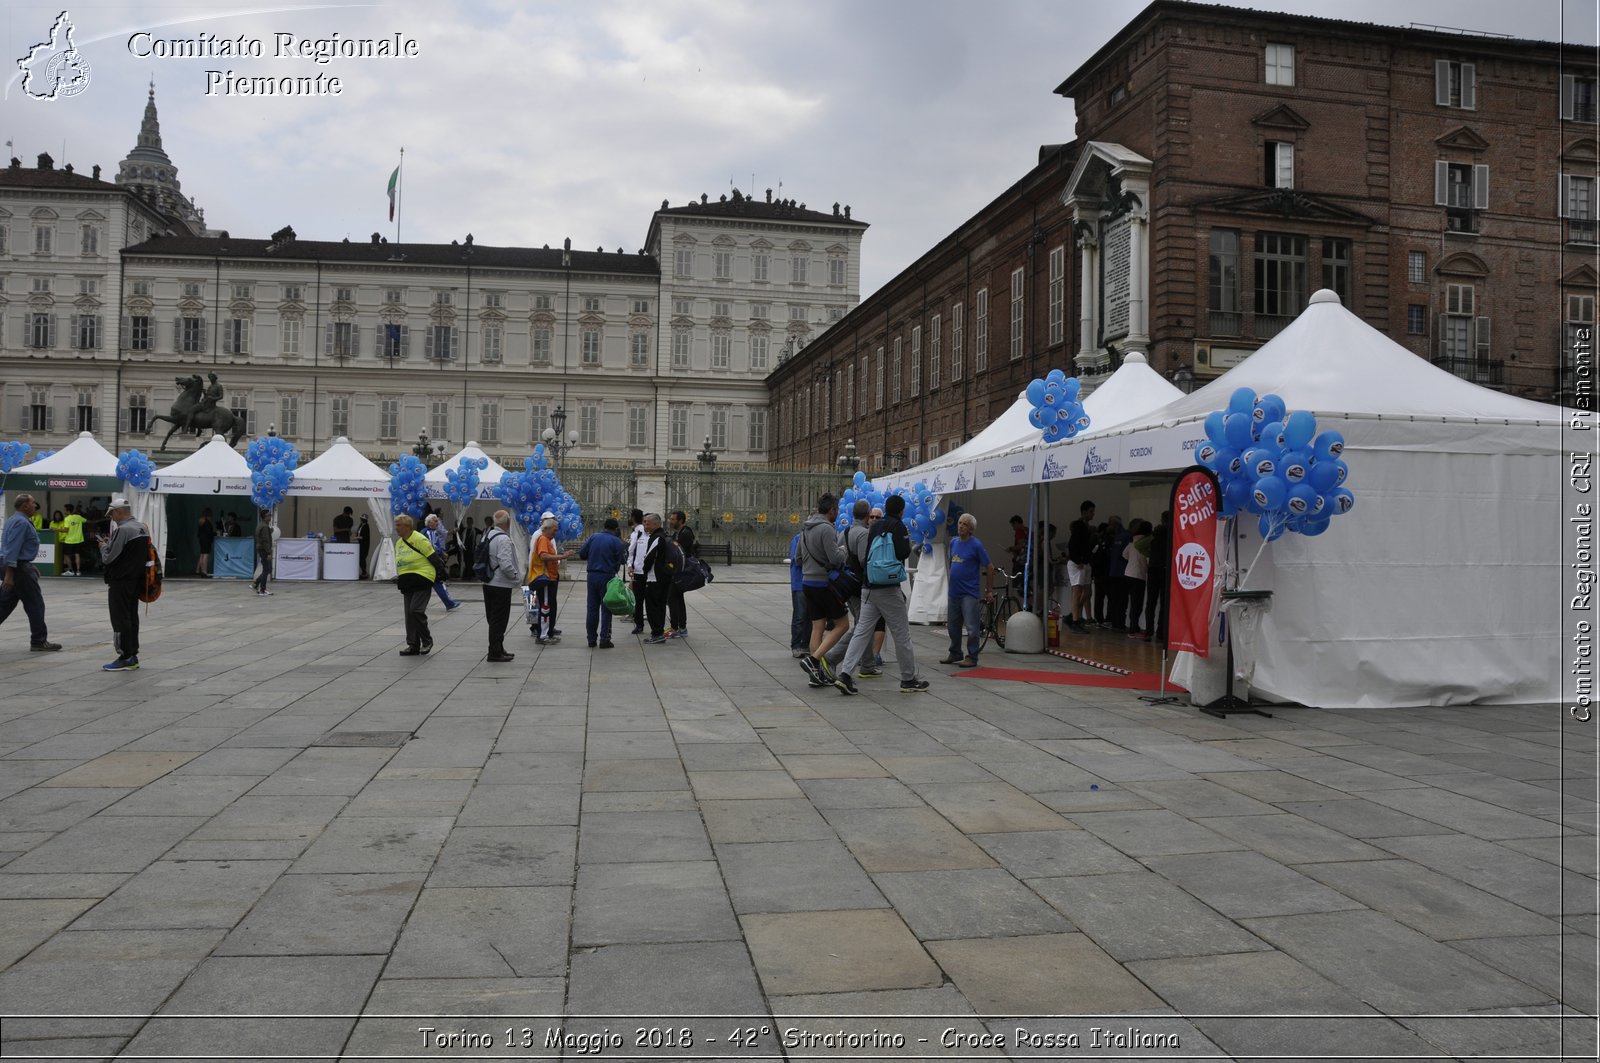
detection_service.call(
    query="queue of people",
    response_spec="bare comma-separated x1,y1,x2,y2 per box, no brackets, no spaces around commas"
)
1061,500,1171,642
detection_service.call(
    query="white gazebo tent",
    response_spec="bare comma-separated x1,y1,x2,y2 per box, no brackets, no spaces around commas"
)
1059,290,1565,708
148,433,254,564
425,442,526,573
7,433,145,572
287,437,396,579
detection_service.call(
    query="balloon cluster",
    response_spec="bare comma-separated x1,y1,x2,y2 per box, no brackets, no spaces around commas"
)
443,456,489,507
1196,387,1355,541
387,454,430,518
246,435,301,513
32,450,55,463
494,444,583,537
1025,370,1090,444
835,473,945,553
116,449,156,491
0,440,33,473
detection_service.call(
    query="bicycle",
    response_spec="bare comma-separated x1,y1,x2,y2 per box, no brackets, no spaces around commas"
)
979,568,1025,651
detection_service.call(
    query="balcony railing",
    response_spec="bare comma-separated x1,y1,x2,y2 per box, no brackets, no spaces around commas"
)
1255,314,1294,340
1433,355,1504,386
1208,310,1241,337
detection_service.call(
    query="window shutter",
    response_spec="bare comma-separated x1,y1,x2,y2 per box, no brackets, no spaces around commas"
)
1435,60,1451,106
173,318,180,352
424,326,435,360
121,315,129,349
1280,142,1294,189
47,315,56,347
222,324,233,354
1435,161,1449,206
1473,164,1489,210
324,322,333,356
1560,174,1571,218
199,320,208,350
118,409,128,433
1475,316,1491,361
451,327,460,361
45,406,55,431
93,314,102,348
1563,75,1576,120
242,321,251,354
349,324,358,357
1460,64,1475,110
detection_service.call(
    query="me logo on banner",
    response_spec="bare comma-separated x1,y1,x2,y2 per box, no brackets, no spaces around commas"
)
1168,465,1221,657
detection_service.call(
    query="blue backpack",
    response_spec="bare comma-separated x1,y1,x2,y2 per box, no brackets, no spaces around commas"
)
865,529,906,585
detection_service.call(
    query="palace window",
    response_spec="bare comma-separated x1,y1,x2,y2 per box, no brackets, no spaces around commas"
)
29,387,51,432
1563,75,1598,122
430,399,450,440
1009,268,1024,361
330,395,350,438
627,403,649,448
951,301,963,380
222,318,249,355
479,400,500,444
1561,174,1598,244
753,251,769,282
532,326,552,365
1321,238,1351,306
709,407,728,450
672,328,691,369
974,288,988,371
74,314,100,349
1436,162,1488,233
1209,229,1241,335
76,388,95,432
1408,250,1427,284
630,331,650,367
380,398,399,440
578,403,598,445
929,315,941,389
127,392,149,434
711,333,730,369
580,327,601,365
129,315,151,351
790,254,808,284
285,317,305,356
480,322,503,363
750,333,769,370
280,394,300,437
1265,141,1295,189
748,407,767,452
1254,232,1307,331
1435,60,1476,110
670,404,688,449
378,323,406,361
179,316,205,353
1264,43,1295,86
1048,247,1065,345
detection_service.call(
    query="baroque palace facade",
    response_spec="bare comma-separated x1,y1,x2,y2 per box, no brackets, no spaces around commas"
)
771,0,1594,468
2,88,866,467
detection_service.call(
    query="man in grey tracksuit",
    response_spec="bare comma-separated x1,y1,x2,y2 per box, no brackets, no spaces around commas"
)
796,494,848,685
832,492,928,695
823,499,879,677
481,510,519,662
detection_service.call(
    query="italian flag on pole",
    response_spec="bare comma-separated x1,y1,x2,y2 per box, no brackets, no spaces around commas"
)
387,165,400,221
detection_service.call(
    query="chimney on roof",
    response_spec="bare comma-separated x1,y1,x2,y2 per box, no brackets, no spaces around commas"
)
219,230,229,238
8,158,19,170
563,237,571,251
833,202,840,216
700,193,708,204
371,232,382,245
37,152,53,170
661,199,669,211
64,163,73,174
92,164,101,180
844,205,851,220
766,188,772,203
465,233,473,246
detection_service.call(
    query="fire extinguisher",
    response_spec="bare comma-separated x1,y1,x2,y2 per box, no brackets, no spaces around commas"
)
1047,606,1061,647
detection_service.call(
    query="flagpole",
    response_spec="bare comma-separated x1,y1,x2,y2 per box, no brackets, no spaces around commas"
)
396,147,404,244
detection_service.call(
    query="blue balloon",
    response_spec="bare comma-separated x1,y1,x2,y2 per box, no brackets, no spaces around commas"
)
1279,450,1311,483
1286,483,1318,516
1204,411,1228,447
1026,379,1047,406
1307,460,1340,493
1196,442,1219,469
1224,413,1254,450
1285,410,1317,450
1221,448,1245,477
1028,407,1045,429
1252,474,1288,511
1330,487,1356,515
1224,477,1253,512
1257,394,1287,426
1301,517,1331,536
1228,387,1258,416
1313,431,1345,462
1046,368,1067,385
1258,421,1286,450
1242,447,1277,479
1063,377,1081,401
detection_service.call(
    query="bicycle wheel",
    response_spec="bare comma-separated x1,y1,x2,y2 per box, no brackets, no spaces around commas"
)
993,597,1017,649
978,602,993,653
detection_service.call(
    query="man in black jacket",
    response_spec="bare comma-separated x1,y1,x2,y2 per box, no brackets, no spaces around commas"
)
98,497,151,672
831,493,928,695
667,510,696,638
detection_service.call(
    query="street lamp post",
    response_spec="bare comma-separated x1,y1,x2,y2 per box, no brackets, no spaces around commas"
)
541,404,581,470
890,449,907,473
1172,364,1195,394
836,438,859,476
696,435,717,530
412,431,447,468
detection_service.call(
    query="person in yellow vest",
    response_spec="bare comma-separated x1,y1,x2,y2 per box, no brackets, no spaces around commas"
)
58,504,86,575
393,513,438,657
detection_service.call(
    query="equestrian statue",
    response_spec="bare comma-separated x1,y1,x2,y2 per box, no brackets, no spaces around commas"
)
148,373,245,449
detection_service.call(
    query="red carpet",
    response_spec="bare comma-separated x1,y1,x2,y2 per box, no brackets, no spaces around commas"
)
956,666,1185,692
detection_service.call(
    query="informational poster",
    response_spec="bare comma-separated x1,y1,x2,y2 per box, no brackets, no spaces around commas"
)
1168,466,1221,657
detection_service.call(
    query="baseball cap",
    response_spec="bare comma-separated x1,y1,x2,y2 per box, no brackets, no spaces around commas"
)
109,496,132,509
541,510,556,521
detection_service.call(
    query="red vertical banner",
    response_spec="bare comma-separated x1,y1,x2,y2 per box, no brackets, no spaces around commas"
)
1168,466,1221,657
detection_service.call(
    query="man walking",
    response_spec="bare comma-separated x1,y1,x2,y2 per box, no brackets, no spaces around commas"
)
480,510,517,662
822,499,879,679
578,517,628,649
528,511,572,644
832,493,928,694
1066,500,1097,631
626,508,648,635
0,494,61,652
943,513,994,668
98,497,150,671
423,514,462,612
253,510,274,596
797,494,849,685
666,510,696,638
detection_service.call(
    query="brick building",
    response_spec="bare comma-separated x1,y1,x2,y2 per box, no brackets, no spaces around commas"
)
770,0,1594,467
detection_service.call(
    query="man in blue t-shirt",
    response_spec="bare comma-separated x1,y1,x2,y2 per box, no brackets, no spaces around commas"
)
943,512,994,667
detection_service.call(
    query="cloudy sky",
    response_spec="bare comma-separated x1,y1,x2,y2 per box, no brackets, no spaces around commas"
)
3,0,1593,293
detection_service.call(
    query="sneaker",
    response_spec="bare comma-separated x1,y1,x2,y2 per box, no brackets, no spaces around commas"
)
833,672,858,696
102,657,140,671
807,676,828,688
670,629,688,638
959,657,979,668
858,665,883,678
30,642,62,652
874,653,884,667
644,634,668,645
899,678,931,693
940,654,962,665
551,629,563,636
816,655,836,681
446,603,462,612
398,647,422,657
486,653,516,662
631,625,644,635
791,648,808,658
799,654,822,683
421,640,433,654
597,640,614,649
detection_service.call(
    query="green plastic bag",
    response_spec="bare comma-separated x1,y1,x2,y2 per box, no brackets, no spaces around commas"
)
603,574,635,617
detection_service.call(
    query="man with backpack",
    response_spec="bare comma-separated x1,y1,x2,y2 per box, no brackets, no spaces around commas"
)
796,494,849,685
98,497,151,672
831,493,929,695
640,512,674,644
626,509,649,635
666,510,696,638
478,510,517,662
578,517,627,649
822,499,881,680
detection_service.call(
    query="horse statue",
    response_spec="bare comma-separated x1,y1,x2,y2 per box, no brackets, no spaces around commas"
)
148,374,245,450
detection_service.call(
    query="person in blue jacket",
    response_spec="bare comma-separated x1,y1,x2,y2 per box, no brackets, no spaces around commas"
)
788,530,807,657
577,517,628,649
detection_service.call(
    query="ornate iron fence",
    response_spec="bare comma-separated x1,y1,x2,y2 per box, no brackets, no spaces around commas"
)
666,463,856,563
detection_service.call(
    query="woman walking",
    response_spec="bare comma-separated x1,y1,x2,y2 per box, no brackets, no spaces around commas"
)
393,514,437,656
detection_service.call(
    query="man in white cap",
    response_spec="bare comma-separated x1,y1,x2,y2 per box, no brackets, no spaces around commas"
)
526,510,573,644
97,496,151,671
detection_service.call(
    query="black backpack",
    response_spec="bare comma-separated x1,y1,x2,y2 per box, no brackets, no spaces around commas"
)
473,530,502,581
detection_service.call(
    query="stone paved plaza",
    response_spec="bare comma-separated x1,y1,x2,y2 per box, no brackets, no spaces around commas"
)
0,572,1596,1061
